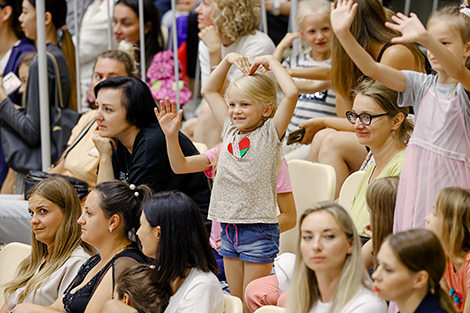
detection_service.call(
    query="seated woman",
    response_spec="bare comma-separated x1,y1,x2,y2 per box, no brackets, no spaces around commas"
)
373,229,456,313
0,177,93,313
102,191,224,313
346,79,411,237
13,181,152,313
92,77,211,219
286,202,386,312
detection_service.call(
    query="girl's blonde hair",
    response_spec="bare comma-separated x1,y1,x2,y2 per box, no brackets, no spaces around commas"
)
225,73,278,118
427,5,470,69
434,187,470,263
331,0,426,104
366,176,399,269
211,0,259,44
3,178,95,303
287,202,372,313
352,79,413,145
296,0,331,31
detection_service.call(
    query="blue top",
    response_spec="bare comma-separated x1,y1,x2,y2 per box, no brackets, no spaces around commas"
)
412,292,447,313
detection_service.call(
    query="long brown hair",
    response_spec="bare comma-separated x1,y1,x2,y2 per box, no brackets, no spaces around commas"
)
3,177,95,303
331,0,425,105
366,176,399,269
386,229,457,313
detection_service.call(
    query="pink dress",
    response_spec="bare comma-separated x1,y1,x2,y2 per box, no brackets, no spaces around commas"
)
394,71,470,232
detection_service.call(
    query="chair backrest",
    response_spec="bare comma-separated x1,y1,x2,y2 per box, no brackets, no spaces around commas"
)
224,294,243,313
0,242,32,307
254,305,286,313
193,142,209,154
337,171,365,213
279,160,336,254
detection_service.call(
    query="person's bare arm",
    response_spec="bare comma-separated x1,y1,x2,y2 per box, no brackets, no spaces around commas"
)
93,135,116,184
295,80,331,95
299,116,353,144
286,67,330,81
277,192,296,233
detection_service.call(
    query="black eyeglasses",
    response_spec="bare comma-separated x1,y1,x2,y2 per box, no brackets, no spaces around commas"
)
346,111,390,126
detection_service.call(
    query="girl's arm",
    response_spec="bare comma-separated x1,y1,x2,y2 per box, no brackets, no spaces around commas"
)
155,99,211,174
295,80,331,95
203,53,252,127
286,67,331,81
361,240,374,270
249,55,299,139
273,32,301,61
386,12,470,91
331,0,406,92
277,192,296,233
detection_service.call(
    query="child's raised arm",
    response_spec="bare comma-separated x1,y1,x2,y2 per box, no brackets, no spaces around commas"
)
202,53,252,127
273,32,301,61
331,0,406,92
249,55,299,139
155,99,211,174
386,12,470,91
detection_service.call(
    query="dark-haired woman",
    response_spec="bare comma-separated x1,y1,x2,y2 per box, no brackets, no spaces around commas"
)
373,229,456,313
92,77,211,220
104,191,224,313
0,0,76,177
113,0,164,74
13,181,152,313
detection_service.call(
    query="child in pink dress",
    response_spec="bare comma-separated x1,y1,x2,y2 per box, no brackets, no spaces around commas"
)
330,1,470,232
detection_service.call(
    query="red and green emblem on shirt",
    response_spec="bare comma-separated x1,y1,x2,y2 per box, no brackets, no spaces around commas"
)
228,137,250,159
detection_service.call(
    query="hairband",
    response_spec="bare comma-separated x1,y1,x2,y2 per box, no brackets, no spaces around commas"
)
129,184,139,197
460,4,470,17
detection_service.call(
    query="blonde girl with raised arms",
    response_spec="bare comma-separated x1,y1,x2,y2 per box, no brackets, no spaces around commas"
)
426,187,470,313
330,1,470,232
156,53,298,311
273,0,336,160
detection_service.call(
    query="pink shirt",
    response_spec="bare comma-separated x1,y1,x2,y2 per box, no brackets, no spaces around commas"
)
203,145,292,251
445,253,470,311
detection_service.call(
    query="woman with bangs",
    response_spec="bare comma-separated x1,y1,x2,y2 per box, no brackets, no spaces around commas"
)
1,177,94,313
184,0,276,148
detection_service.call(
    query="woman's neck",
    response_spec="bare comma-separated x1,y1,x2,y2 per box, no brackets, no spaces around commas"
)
0,28,19,59
170,268,191,294
395,288,429,313
370,138,404,170
315,271,341,303
117,127,141,154
221,35,234,47
97,236,132,262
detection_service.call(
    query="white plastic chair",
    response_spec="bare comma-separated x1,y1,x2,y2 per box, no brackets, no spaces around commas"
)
224,294,243,313
279,160,336,254
254,305,286,313
337,171,365,213
0,242,32,307
193,142,209,154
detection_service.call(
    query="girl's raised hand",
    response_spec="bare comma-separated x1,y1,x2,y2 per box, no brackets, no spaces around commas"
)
248,55,275,75
330,0,358,37
385,12,427,45
225,53,251,75
155,98,183,138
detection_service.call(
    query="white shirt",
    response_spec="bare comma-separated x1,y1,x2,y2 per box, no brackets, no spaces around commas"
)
164,268,224,313
308,286,386,313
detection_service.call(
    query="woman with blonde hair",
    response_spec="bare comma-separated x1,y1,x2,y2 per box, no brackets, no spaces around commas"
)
0,177,94,313
287,201,385,313
184,0,275,148
300,0,426,197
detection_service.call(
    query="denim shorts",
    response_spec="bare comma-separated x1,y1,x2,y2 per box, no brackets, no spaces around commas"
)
219,223,280,264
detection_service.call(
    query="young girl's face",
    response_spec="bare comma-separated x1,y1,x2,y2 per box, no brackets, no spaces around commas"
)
300,13,332,61
227,85,272,134
426,20,470,73
19,0,37,41
372,241,422,303
425,206,443,242
18,63,30,95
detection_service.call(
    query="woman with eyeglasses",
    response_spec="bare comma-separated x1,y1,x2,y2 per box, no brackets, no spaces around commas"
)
346,78,412,240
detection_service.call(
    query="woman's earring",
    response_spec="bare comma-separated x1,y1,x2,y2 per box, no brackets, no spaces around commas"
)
391,130,396,136
109,227,113,233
